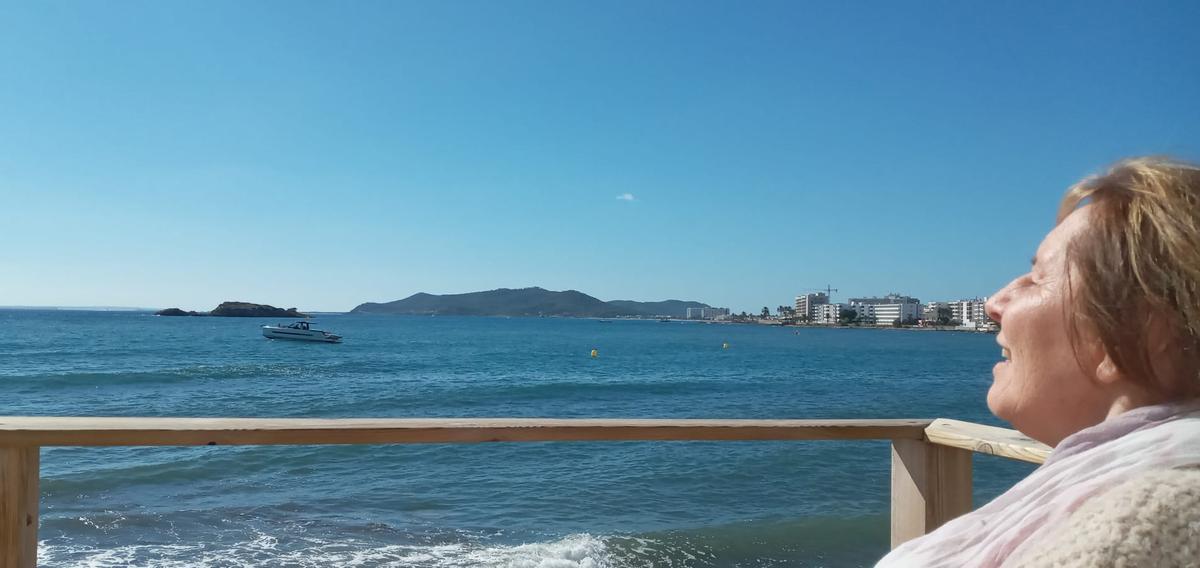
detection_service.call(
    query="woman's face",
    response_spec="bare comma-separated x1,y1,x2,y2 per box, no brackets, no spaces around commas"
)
984,206,1111,445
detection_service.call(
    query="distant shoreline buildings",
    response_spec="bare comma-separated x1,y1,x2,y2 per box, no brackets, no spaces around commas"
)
686,307,731,320
793,291,996,331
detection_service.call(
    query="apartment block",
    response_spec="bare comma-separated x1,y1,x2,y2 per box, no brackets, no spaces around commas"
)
794,293,829,320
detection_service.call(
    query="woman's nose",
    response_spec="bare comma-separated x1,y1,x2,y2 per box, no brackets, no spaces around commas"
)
985,280,1015,323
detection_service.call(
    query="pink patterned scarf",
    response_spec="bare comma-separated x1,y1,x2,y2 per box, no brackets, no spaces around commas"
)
875,400,1200,567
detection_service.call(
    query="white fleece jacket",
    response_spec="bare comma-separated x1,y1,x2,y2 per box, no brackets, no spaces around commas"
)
1010,467,1200,568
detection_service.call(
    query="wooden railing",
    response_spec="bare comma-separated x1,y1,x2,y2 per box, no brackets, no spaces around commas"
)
0,417,1050,568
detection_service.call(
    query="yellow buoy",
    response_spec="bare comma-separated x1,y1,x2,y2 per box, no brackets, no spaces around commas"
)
590,349,599,358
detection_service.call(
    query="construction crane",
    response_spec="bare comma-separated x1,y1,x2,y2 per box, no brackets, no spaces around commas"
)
800,285,839,299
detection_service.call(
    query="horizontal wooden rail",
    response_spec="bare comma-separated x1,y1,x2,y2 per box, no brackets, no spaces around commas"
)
0,416,1052,568
924,419,1050,464
0,417,932,447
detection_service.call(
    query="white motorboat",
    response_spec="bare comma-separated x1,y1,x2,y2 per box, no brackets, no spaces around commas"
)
261,321,342,343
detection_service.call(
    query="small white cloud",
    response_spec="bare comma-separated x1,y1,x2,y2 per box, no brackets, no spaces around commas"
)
616,193,636,201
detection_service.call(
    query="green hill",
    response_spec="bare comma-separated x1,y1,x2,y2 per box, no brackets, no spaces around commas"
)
351,288,709,318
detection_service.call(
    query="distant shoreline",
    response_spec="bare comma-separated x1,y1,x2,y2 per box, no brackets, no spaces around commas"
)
0,307,996,333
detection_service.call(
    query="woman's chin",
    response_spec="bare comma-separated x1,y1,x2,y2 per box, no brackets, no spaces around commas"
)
985,381,1012,421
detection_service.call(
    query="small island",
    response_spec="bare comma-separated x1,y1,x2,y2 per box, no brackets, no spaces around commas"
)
154,308,205,317
156,301,308,318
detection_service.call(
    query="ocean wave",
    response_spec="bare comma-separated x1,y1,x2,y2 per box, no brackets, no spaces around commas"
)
42,447,278,493
6,363,323,388
38,533,690,568
37,515,890,567
306,378,740,416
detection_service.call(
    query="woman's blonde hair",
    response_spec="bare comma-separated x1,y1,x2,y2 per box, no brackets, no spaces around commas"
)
1059,157,1200,397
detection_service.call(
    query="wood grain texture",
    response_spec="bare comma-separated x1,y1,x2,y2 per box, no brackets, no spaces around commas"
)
0,417,933,447
0,447,38,568
923,419,1051,464
890,439,973,549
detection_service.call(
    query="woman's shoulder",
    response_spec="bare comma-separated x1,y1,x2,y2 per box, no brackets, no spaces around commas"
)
1009,467,1200,567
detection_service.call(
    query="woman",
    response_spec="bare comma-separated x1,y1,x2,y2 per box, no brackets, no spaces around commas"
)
877,157,1200,567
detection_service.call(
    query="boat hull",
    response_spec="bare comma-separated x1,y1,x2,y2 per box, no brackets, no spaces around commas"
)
262,327,342,343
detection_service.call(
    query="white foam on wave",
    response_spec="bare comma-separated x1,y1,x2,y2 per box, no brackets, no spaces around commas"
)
38,533,648,568
465,534,610,568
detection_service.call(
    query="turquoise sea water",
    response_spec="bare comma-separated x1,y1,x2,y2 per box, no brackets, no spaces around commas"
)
0,310,1035,567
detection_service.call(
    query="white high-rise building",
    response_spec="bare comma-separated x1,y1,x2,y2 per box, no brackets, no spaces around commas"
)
814,303,845,324
940,298,993,329
794,293,829,320
871,303,922,326
850,303,876,324
847,293,921,326
959,298,991,329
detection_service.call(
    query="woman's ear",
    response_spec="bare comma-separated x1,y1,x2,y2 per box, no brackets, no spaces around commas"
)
1095,353,1122,386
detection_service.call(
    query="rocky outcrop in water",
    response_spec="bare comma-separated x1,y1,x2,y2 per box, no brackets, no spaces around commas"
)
155,302,308,318
154,308,204,316
210,302,307,318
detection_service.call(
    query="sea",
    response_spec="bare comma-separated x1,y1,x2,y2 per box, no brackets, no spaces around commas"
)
0,310,1035,567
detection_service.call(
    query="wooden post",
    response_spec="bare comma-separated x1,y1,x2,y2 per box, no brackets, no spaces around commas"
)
0,447,38,568
890,439,972,549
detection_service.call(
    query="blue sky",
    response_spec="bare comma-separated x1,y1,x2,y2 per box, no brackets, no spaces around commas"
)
2,1,1198,312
